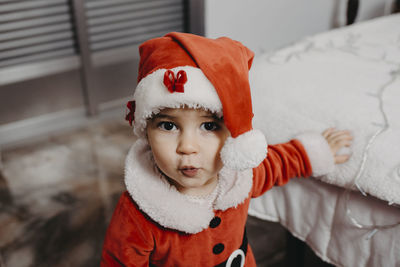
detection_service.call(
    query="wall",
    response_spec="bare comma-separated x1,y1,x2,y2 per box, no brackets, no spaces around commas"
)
204,0,393,54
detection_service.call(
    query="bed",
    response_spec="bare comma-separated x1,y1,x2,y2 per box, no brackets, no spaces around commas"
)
248,13,400,267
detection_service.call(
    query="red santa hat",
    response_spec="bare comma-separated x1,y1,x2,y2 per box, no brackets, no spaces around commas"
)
127,32,267,171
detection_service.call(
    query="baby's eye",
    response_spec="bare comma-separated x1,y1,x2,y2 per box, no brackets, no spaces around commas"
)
158,122,177,131
201,122,219,131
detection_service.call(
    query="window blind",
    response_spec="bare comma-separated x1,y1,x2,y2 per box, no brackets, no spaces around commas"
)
85,0,185,52
0,0,78,68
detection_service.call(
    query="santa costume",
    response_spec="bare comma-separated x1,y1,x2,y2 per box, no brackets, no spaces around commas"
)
101,32,335,267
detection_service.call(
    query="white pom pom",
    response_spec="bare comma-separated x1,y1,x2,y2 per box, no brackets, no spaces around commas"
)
220,129,268,171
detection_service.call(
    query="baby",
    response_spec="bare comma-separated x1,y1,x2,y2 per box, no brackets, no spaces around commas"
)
101,32,352,267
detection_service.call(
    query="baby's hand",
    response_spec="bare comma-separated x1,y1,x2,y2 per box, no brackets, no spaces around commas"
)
322,128,353,164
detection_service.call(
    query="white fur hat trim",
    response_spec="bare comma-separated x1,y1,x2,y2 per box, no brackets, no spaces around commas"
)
133,66,222,137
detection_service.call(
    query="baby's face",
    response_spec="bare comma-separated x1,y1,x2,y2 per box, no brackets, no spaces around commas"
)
146,107,230,196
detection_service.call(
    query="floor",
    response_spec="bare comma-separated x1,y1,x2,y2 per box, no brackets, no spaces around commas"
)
0,117,331,267
0,119,131,267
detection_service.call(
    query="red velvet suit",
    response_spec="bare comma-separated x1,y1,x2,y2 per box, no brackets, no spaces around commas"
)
101,139,312,266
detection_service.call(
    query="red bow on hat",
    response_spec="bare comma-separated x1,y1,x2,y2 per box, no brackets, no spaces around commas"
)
163,70,187,93
125,100,135,126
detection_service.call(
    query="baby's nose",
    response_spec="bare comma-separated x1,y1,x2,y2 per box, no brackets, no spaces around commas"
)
176,131,199,155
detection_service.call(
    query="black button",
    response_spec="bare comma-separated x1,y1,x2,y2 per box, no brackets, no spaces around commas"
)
213,243,224,254
209,216,221,228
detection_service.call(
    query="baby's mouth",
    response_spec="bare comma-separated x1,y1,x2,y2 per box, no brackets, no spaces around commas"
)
179,166,199,177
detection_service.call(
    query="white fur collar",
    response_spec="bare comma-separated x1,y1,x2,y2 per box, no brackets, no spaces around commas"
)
124,139,253,234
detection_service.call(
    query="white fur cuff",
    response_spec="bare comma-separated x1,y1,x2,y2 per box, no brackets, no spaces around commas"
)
220,129,267,171
295,132,335,177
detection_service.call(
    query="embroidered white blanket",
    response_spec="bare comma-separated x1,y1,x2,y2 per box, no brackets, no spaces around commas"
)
250,14,400,205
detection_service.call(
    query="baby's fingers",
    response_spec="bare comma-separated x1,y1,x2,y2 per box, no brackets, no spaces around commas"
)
325,129,352,141
322,128,353,164
335,154,351,164
330,130,352,140
322,128,335,138
330,135,353,153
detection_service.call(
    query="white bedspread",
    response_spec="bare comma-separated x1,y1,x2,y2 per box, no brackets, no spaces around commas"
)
249,178,400,267
248,14,400,266
250,14,400,205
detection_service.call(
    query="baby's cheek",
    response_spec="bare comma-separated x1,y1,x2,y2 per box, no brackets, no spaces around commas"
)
213,145,224,170
147,138,171,167
214,157,224,171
